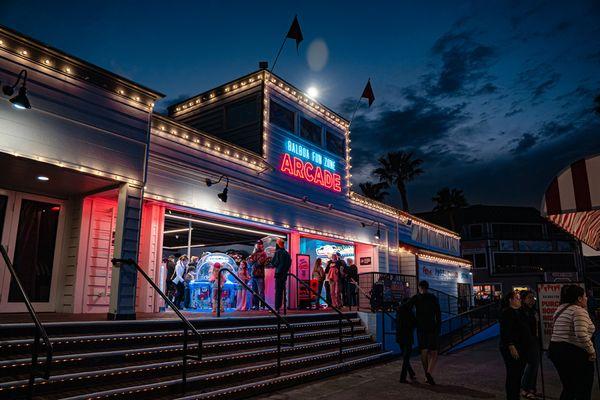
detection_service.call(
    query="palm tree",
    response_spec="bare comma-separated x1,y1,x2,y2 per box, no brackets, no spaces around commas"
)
373,151,424,211
358,181,390,202
432,187,468,231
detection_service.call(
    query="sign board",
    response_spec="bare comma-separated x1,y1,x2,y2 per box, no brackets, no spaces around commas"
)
359,257,371,266
296,254,311,281
279,139,342,192
544,271,578,282
537,282,585,350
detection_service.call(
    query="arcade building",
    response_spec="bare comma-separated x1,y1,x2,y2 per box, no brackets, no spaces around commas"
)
0,25,471,319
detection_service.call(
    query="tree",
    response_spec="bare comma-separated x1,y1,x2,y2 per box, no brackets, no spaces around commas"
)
373,151,424,212
432,187,468,231
358,181,389,202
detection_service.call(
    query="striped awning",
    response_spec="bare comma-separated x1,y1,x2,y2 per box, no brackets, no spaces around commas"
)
542,154,600,249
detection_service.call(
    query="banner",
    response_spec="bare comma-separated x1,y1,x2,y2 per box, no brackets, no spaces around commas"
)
537,282,585,350
296,254,311,281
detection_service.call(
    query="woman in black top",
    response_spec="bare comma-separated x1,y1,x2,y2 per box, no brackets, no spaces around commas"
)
396,298,417,383
499,291,532,400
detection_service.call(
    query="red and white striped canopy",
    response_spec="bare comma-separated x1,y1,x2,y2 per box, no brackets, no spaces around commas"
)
542,154,600,250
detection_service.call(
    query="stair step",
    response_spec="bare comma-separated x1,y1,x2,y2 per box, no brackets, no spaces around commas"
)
57,344,386,400
0,334,372,394
1,318,362,356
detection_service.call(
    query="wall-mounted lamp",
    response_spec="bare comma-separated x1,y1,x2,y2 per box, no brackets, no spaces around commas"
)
361,220,381,240
205,175,230,203
3,69,31,110
302,196,308,203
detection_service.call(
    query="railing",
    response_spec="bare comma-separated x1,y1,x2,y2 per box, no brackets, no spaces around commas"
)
429,287,464,315
111,258,202,392
439,300,501,353
286,272,355,363
0,244,53,399
357,272,417,311
216,268,294,375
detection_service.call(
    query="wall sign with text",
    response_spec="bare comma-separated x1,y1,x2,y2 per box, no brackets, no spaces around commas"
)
279,139,342,192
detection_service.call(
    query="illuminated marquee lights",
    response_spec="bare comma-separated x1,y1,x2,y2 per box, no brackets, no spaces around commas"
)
279,139,342,192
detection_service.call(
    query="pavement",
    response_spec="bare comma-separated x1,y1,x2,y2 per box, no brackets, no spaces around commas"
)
252,338,600,400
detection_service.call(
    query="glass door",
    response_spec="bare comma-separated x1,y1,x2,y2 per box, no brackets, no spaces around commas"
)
0,192,64,312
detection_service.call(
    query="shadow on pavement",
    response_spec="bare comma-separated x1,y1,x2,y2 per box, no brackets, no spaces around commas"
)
409,382,495,399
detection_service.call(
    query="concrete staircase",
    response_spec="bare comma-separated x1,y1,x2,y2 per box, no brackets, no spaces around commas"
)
0,313,393,399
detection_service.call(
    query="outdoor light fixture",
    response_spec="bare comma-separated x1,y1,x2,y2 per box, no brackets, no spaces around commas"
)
374,224,381,240
3,69,31,110
218,181,229,203
361,220,381,239
327,204,333,210
36,175,49,181
302,196,308,203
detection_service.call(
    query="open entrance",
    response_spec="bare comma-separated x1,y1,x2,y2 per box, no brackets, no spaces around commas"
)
161,210,286,313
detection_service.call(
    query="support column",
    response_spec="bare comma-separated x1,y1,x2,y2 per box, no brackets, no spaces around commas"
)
107,183,143,320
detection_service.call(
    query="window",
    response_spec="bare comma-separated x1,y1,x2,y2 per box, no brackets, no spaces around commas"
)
492,224,544,240
300,117,322,145
326,130,345,157
493,252,575,274
225,98,258,129
469,224,483,238
474,253,487,269
269,100,295,132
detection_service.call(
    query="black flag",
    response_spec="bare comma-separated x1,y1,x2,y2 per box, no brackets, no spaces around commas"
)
286,15,303,52
361,80,375,107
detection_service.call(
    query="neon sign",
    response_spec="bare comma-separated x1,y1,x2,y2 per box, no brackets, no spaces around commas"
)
280,139,342,192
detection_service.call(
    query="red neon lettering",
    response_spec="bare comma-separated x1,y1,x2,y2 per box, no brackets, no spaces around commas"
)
279,153,343,192
281,153,293,175
293,157,305,179
303,162,314,182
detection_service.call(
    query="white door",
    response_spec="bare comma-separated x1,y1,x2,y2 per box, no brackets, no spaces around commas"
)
0,191,65,312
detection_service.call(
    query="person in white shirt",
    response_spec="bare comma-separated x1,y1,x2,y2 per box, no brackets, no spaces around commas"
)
549,284,596,400
171,255,188,309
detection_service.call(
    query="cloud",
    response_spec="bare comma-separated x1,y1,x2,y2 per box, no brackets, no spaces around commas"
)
517,63,561,101
475,82,498,95
348,92,468,169
426,30,496,96
505,108,523,117
510,133,538,154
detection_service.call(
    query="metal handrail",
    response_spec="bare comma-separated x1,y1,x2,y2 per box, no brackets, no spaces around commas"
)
0,244,53,399
286,272,355,363
215,268,294,375
439,300,501,353
111,258,202,392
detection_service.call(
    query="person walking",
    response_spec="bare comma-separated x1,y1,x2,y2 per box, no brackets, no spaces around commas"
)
499,290,531,400
271,238,291,313
396,298,417,383
249,241,267,310
411,280,441,385
327,254,341,308
549,284,596,400
172,255,188,309
312,258,325,309
236,260,250,311
520,291,541,399
345,258,359,308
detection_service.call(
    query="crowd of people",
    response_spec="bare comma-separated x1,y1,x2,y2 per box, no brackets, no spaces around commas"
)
499,285,597,400
163,238,362,314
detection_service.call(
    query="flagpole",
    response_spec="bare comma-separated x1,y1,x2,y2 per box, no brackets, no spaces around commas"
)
271,34,288,73
348,98,363,128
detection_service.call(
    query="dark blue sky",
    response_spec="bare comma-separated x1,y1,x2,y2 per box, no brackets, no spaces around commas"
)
3,0,599,212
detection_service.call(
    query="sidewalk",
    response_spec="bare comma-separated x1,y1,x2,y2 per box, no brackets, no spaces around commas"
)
252,338,600,400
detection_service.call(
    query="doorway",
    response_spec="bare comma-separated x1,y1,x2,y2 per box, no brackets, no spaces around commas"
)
0,190,65,312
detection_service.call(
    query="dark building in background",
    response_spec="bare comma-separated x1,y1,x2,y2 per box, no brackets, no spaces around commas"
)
418,205,585,302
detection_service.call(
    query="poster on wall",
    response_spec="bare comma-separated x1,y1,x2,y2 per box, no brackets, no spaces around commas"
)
297,254,311,281
360,257,371,266
537,282,585,350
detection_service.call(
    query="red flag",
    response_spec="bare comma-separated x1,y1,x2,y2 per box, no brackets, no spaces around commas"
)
286,15,303,52
361,80,375,107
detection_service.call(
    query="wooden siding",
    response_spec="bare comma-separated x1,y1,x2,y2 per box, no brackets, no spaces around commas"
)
58,196,83,312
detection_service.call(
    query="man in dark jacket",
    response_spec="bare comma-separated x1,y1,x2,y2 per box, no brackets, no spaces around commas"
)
412,280,441,385
271,238,291,313
396,299,417,383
